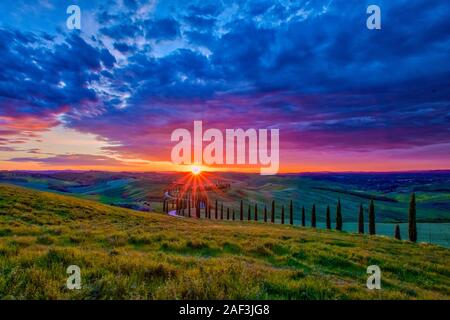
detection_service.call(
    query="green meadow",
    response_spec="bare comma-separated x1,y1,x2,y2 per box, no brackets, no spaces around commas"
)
2,171,449,225
0,184,449,299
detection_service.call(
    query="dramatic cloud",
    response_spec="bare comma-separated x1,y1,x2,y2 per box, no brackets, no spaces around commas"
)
0,0,449,170
0,28,116,144
9,154,127,166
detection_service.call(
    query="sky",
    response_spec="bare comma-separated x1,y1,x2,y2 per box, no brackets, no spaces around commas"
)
0,0,449,173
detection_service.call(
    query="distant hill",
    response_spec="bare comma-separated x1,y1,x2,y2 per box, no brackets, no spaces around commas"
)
1,170,449,223
0,184,449,299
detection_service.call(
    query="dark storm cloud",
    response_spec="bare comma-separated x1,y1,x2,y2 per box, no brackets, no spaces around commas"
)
0,28,115,140
0,0,449,161
143,18,181,41
8,154,127,166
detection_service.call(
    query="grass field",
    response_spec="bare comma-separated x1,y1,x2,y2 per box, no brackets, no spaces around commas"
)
0,184,449,299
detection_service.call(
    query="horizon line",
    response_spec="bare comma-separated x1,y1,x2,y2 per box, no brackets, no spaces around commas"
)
1,169,450,175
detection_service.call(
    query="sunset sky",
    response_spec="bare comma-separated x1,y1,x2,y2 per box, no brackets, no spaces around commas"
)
0,0,449,173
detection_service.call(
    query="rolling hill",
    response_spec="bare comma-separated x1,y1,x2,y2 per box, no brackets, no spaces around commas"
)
1,170,449,224
0,184,449,299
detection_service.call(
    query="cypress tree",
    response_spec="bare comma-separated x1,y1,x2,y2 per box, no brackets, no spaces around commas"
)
254,203,258,221
247,205,251,221
289,200,293,225
281,205,285,224
202,202,205,218
227,207,230,220
221,203,224,220
301,207,306,226
369,200,375,235
394,225,401,240
358,204,364,234
326,205,331,229
196,201,200,218
232,209,235,221
215,200,218,219
311,204,316,228
264,204,267,222
271,200,275,223
188,198,191,217
336,199,343,231
240,200,244,221
207,201,210,219
409,193,417,242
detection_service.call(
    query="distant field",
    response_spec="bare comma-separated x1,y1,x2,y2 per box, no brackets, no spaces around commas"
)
1,170,449,247
0,184,449,299
314,222,450,248
1,171,449,224
221,173,450,224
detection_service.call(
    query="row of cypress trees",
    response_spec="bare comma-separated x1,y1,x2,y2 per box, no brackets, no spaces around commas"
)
356,200,376,235
166,197,352,232
163,193,418,242
356,194,417,242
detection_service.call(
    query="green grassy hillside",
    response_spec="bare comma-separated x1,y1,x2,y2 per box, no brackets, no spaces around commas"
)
0,184,449,299
3,171,449,223
210,174,450,223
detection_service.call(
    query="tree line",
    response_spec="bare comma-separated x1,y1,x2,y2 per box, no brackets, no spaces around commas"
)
163,193,418,242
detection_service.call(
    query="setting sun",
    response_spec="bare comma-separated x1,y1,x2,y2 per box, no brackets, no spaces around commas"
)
191,166,201,175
